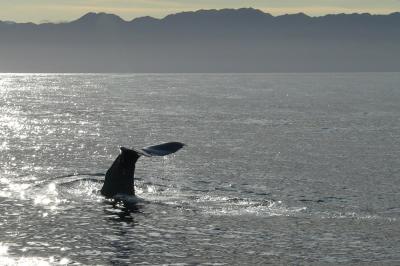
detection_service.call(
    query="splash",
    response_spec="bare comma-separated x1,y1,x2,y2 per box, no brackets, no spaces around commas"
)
195,195,307,216
133,183,308,217
317,211,398,221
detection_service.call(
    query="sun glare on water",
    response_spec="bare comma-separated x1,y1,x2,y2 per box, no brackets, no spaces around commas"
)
0,242,71,266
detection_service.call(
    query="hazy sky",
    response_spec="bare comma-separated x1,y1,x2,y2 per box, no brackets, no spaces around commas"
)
1,0,399,23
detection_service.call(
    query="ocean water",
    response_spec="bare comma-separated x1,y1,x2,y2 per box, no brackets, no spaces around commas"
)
0,73,399,265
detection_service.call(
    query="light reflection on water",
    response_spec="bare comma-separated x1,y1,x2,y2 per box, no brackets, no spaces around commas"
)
0,242,71,266
1,73,400,264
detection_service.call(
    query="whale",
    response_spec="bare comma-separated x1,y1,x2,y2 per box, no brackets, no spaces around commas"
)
100,142,185,198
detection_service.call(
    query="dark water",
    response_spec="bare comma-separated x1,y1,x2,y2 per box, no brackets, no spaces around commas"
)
0,73,399,265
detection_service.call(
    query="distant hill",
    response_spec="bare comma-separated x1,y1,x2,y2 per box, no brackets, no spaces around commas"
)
0,8,399,72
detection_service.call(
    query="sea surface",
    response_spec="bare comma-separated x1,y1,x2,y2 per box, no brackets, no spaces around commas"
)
0,73,399,265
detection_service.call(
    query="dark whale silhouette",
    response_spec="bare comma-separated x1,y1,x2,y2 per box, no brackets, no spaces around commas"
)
100,142,184,198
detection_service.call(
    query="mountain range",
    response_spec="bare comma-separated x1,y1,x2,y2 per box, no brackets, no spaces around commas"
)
1,8,399,72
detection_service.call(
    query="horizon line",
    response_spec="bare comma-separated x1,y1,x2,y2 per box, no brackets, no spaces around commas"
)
1,71,400,75
1,7,400,24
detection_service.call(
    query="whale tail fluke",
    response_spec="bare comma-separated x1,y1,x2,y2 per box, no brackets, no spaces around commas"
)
101,142,185,198
134,142,185,157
